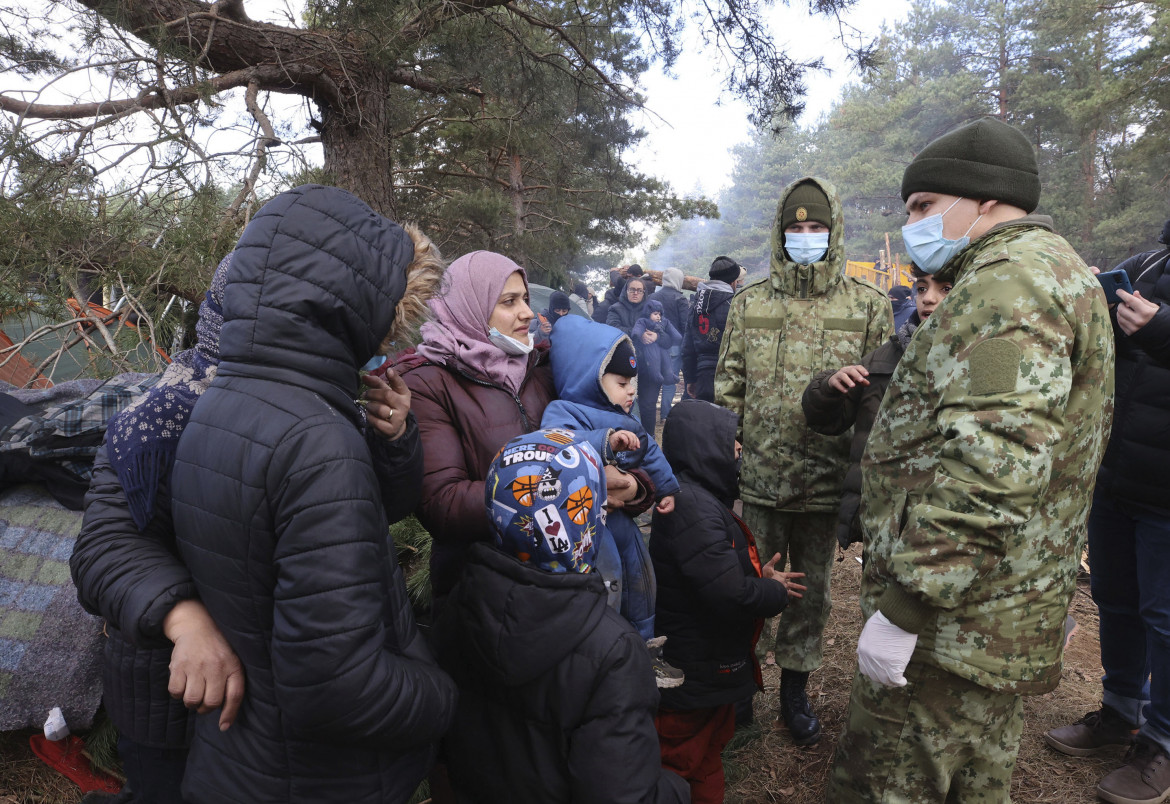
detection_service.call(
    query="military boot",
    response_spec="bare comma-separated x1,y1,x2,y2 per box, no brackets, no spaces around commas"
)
779,668,821,745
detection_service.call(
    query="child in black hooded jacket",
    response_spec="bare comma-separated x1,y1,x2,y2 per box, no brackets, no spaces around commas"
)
649,399,805,804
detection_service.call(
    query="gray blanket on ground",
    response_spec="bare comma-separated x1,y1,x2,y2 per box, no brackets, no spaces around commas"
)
0,484,103,731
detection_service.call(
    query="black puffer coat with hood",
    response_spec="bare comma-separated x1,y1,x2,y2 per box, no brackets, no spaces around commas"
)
172,185,457,804
436,542,689,804
650,399,788,711
1096,244,1170,511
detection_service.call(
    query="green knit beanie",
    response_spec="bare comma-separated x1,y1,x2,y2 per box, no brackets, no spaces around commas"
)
780,182,832,230
901,118,1040,212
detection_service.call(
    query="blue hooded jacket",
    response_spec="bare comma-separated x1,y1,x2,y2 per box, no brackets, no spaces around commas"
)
542,316,679,498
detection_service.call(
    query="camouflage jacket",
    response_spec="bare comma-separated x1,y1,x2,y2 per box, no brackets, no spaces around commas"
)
860,216,1115,695
715,177,892,512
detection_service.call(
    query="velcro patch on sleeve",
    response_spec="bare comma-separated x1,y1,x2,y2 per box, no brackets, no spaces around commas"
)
968,338,1021,396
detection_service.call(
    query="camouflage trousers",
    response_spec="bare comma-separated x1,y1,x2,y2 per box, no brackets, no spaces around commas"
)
827,660,1023,803
741,505,836,672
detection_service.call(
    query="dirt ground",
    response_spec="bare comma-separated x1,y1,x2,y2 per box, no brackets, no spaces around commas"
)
723,543,1115,803
0,544,1118,803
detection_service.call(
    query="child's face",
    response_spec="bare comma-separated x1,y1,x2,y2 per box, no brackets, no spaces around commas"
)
601,372,637,412
913,274,953,320
650,310,662,322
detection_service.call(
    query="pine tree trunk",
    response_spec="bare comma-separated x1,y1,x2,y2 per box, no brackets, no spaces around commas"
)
320,73,398,218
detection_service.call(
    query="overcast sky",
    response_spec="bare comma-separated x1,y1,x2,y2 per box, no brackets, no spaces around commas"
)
631,0,912,198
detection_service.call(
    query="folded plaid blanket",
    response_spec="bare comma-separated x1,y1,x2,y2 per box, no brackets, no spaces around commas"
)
0,484,104,731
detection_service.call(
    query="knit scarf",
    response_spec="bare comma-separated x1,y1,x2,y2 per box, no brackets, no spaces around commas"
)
107,254,231,530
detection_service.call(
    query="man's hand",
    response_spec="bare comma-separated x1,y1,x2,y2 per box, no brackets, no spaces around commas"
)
164,600,245,731
857,611,918,688
539,318,552,334
609,429,641,453
828,365,870,393
361,370,410,440
1116,288,1159,335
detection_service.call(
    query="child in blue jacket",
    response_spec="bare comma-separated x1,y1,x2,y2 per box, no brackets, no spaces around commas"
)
632,298,683,432
543,315,682,687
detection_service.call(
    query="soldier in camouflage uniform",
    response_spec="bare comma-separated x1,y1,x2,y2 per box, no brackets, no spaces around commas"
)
715,177,892,743
827,118,1115,802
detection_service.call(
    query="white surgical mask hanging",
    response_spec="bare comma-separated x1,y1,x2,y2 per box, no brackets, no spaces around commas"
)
488,327,534,356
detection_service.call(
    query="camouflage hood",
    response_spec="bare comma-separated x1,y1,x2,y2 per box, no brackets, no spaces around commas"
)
768,177,846,297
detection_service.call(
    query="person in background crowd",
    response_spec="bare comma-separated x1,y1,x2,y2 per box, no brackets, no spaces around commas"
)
531,289,572,348
570,280,596,317
801,265,952,552
683,257,741,403
71,256,240,804
716,178,891,744
435,430,690,804
171,185,457,803
632,299,682,433
650,399,804,803
652,267,691,418
828,118,1114,803
593,269,625,324
887,283,915,330
608,275,651,336
1045,218,1170,804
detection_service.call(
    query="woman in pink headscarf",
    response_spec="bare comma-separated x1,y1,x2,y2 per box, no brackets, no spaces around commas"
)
395,251,652,606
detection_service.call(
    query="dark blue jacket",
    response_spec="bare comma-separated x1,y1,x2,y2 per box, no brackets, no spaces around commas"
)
172,185,456,803
682,281,735,401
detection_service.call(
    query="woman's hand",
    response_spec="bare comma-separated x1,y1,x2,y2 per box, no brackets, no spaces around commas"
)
164,599,245,731
361,370,410,440
641,330,658,345
603,465,639,510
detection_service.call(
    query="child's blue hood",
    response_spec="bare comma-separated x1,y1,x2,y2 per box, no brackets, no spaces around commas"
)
549,316,633,411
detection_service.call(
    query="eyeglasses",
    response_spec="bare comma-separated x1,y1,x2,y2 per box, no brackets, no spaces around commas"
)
627,288,644,295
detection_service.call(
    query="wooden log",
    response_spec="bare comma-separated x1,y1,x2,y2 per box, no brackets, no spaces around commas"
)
616,265,704,292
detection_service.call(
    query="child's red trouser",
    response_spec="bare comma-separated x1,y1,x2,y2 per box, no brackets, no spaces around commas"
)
654,704,736,804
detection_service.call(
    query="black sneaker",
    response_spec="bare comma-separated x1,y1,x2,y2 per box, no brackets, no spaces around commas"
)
647,636,684,689
1045,705,1139,757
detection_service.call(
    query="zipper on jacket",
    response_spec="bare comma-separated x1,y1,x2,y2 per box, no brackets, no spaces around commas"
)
453,366,534,429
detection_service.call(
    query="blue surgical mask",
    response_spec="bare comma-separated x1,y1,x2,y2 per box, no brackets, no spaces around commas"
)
361,354,387,371
901,197,982,274
784,232,829,264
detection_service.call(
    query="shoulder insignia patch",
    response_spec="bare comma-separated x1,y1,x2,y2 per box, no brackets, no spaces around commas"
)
968,338,1021,396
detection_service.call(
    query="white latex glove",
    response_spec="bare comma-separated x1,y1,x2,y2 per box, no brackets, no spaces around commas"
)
857,611,918,687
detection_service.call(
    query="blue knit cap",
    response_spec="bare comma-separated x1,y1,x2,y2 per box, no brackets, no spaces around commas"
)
485,429,606,574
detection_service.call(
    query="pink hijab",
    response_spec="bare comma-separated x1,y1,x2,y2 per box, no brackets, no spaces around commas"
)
417,251,532,394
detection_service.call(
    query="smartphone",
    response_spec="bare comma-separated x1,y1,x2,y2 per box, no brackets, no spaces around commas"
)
1097,268,1133,305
